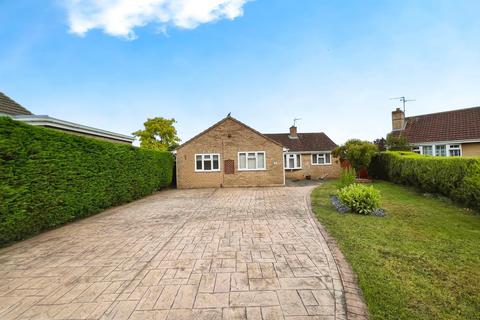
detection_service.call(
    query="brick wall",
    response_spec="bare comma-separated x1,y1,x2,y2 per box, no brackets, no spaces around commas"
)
462,142,480,157
284,153,341,180
176,118,285,189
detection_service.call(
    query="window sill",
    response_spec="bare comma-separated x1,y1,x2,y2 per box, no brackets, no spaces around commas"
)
195,170,221,173
312,163,332,166
237,169,267,172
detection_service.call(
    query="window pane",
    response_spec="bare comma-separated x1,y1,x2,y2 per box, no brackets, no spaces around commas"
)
248,152,255,157
204,154,211,160
318,154,325,164
423,146,433,156
289,157,295,168
312,154,317,164
212,155,219,170
248,157,256,169
257,153,265,169
412,147,421,154
204,160,212,170
449,149,461,157
196,155,202,170
284,154,287,167
239,153,246,169
325,153,331,164
296,154,301,167
435,145,446,157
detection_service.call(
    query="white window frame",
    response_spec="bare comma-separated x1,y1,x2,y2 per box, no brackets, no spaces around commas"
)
195,153,221,172
238,151,266,171
447,144,462,157
311,153,332,166
284,153,302,169
416,144,462,157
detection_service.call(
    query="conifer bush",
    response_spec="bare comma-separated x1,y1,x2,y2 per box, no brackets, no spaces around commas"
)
0,117,174,245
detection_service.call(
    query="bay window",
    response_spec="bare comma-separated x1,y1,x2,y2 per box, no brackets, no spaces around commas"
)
238,152,266,170
284,153,301,169
195,154,220,172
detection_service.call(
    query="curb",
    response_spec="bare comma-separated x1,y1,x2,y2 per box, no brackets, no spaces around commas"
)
306,188,369,320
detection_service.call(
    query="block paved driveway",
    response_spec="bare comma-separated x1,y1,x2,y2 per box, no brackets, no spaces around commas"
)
0,186,347,320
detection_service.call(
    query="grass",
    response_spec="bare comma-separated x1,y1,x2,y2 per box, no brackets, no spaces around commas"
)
311,180,480,320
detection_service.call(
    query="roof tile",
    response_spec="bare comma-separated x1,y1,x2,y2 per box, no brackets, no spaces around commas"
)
398,106,480,143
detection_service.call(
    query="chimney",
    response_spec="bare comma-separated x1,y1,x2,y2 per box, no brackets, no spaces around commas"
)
289,125,298,139
392,108,405,131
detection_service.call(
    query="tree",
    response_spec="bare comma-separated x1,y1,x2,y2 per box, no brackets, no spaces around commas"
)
133,117,181,151
332,139,378,173
373,138,387,151
386,133,411,151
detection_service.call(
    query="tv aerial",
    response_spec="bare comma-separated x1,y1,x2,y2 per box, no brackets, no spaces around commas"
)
390,96,415,113
293,118,302,127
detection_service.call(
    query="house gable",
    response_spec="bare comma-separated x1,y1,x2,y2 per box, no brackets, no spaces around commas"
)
176,116,285,188
177,116,284,151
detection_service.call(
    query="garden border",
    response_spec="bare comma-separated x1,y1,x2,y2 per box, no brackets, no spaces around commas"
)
305,186,369,320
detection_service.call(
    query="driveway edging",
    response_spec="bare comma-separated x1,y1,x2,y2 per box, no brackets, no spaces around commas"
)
305,187,369,320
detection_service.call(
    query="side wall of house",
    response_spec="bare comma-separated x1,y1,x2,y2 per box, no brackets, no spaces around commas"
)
176,119,284,189
284,153,342,180
462,142,480,157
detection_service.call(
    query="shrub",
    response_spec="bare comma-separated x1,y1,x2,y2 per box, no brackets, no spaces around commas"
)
338,184,380,215
0,117,174,245
370,151,480,210
332,139,378,173
337,167,357,189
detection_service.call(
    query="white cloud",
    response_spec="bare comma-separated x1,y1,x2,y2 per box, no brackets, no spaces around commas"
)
64,0,250,39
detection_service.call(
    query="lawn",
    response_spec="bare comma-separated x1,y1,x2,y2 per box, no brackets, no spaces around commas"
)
311,180,480,320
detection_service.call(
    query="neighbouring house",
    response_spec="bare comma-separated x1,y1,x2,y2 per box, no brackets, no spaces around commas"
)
0,92,134,144
176,115,341,189
176,116,285,188
391,106,480,157
265,126,341,180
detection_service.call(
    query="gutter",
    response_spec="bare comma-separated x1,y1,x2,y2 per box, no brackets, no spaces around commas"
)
12,115,134,143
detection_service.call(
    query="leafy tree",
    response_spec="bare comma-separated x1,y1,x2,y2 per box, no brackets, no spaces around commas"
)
133,117,181,151
332,139,378,173
386,133,411,151
373,138,387,151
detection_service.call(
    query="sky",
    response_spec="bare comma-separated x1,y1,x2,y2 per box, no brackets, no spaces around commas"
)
1,0,480,145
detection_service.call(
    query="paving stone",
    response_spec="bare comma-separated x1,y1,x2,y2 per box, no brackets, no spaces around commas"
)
229,291,279,307
172,285,197,309
277,290,308,316
194,293,230,309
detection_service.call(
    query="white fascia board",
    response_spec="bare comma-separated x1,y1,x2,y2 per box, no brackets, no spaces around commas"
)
13,115,134,143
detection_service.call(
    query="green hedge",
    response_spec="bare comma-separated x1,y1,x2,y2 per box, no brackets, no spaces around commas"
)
0,117,174,245
370,151,480,210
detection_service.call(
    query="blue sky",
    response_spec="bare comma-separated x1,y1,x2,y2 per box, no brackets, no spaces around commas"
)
1,0,480,144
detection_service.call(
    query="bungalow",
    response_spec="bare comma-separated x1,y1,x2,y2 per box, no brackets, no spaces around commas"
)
391,106,480,156
175,115,341,189
0,92,134,144
265,126,341,180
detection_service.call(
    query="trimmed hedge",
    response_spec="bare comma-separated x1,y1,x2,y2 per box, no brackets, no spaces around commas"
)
0,117,174,245
370,151,480,210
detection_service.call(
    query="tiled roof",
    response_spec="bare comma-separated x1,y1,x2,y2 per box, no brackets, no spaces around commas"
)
397,106,480,143
264,132,337,152
0,92,33,116
176,116,284,150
